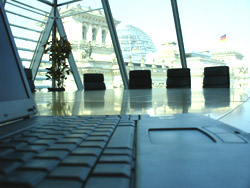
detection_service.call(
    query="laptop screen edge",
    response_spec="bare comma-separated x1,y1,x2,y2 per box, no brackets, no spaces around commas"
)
0,2,38,124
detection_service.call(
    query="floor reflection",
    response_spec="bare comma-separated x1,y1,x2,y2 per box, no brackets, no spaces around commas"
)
166,89,191,113
203,88,230,108
34,88,250,133
128,89,153,114
34,88,250,119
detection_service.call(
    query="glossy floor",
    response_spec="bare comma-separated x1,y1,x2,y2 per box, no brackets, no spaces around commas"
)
34,88,250,133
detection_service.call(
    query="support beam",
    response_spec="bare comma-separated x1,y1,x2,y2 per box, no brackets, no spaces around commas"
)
55,9,83,90
57,0,83,7
30,9,54,79
12,0,49,14
171,0,187,68
101,0,129,89
6,3,47,17
10,23,41,33
36,0,53,6
6,10,46,23
30,6,83,90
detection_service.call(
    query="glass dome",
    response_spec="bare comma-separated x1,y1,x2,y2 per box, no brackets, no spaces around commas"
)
116,23,157,64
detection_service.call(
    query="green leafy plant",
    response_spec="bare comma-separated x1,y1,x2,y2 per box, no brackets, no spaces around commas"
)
44,37,72,88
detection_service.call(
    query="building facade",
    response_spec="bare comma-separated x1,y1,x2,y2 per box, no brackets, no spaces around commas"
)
57,5,249,90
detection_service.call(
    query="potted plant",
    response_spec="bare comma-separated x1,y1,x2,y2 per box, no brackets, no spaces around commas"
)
43,37,72,91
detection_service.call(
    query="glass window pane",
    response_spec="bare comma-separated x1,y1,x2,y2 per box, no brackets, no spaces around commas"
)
60,0,123,90
109,0,181,88
178,0,250,88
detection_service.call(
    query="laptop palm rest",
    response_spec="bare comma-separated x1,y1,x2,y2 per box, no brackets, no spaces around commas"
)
136,114,250,188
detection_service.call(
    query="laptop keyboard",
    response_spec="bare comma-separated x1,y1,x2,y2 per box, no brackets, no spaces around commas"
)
0,115,137,188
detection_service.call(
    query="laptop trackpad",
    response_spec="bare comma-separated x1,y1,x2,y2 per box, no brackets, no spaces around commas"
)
149,128,214,144
136,114,250,188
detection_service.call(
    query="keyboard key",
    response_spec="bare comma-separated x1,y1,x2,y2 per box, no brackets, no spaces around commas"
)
12,137,38,143
86,136,109,142
37,179,82,188
56,138,83,145
0,138,11,143
17,145,47,153
0,148,14,157
0,170,47,187
0,161,21,174
47,130,71,136
98,125,116,129
36,150,69,160
48,143,77,152
1,151,35,162
49,166,91,182
85,177,130,188
31,129,55,134
32,139,56,146
95,128,113,132
22,132,46,138
71,130,92,134
64,133,88,139
39,134,64,140
103,148,133,156
62,155,97,167
107,127,135,149
79,141,106,148
118,122,135,126
20,159,60,172
90,131,112,137
93,163,131,177
0,142,27,150
99,155,132,164
72,147,102,157
76,126,95,130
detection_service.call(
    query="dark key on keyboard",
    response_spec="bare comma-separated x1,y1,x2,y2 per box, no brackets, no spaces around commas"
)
0,115,137,188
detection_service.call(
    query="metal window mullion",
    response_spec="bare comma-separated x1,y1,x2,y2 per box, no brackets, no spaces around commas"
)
14,36,38,43
10,0,49,14
10,23,41,33
36,0,53,7
101,0,129,89
57,0,83,7
17,47,34,52
6,10,46,24
7,2,48,17
55,8,83,90
30,8,54,79
171,0,187,68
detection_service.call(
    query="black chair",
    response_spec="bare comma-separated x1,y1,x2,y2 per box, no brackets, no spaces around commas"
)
24,68,36,92
166,68,191,88
203,66,230,88
83,73,106,90
128,70,152,89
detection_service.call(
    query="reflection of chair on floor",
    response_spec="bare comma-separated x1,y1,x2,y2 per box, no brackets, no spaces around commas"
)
167,89,191,113
203,66,230,88
84,90,105,109
166,68,191,88
24,68,36,92
129,70,152,89
83,73,106,90
203,89,230,108
129,89,152,110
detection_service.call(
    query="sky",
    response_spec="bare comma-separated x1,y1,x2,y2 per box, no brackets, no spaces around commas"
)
107,0,250,55
77,0,250,63
4,0,250,63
